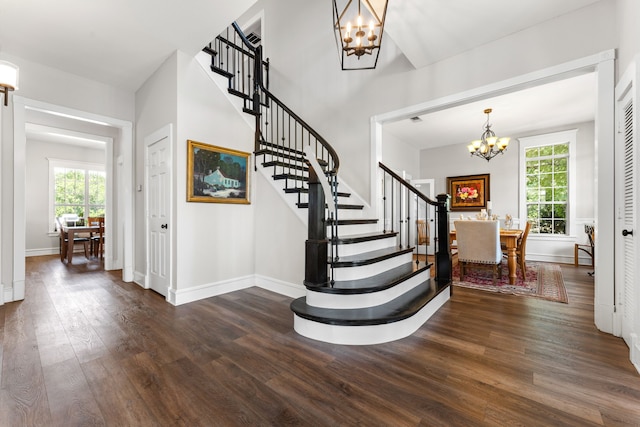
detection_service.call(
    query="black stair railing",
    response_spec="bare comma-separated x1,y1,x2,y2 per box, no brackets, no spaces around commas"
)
379,162,452,289
203,22,269,113
205,23,341,287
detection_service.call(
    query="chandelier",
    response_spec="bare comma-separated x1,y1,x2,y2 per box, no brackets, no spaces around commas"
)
333,0,388,70
467,108,510,161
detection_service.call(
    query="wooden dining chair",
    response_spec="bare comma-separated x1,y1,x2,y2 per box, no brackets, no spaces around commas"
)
88,217,105,259
574,224,595,268
502,221,532,280
56,217,91,261
416,219,429,245
454,220,502,284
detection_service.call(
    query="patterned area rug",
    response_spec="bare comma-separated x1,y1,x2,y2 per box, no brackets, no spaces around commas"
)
452,262,568,303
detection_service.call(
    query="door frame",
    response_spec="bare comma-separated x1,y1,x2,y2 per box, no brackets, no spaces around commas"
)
10,96,134,302
372,49,617,334
144,124,173,301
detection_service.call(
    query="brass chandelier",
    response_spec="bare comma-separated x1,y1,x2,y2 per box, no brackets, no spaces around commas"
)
467,108,510,161
333,0,388,70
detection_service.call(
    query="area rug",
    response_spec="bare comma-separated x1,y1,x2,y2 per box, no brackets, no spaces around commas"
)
452,262,568,303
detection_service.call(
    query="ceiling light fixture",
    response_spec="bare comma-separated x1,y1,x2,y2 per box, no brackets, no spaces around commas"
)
0,60,19,107
333,0,388,70
467,108,510,161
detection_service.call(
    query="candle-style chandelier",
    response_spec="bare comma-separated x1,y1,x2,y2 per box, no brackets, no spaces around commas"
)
333,0,388,70
467,108,510,161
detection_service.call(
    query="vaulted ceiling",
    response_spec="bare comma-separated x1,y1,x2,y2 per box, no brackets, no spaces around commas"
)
1,0,602,148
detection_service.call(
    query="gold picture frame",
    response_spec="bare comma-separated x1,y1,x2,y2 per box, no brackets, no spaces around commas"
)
447,174,490,211
187,140,250,204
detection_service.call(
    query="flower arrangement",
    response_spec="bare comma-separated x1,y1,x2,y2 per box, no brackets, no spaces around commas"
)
456,186,478,200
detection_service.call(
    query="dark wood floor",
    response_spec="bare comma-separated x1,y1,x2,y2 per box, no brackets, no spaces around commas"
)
1,256,639,426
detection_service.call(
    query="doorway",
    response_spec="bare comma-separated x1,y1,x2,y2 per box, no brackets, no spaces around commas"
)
11,96,134,303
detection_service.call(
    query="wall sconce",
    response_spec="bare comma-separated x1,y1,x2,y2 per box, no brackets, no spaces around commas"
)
0,61,19,107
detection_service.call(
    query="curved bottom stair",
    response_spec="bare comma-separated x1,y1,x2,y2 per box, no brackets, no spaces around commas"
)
291,262,451,345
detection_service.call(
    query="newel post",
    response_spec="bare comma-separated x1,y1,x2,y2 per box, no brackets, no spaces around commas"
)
435,193,452,289
304,164,329,287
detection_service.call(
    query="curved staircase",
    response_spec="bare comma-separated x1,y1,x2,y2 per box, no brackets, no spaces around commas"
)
202,23,452,345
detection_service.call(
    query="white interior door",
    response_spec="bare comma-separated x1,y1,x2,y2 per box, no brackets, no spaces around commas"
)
615,63,638,362
146,126,172,297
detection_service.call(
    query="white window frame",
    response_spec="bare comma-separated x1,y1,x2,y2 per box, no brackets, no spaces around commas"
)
518,129,577,240
48,158,105,234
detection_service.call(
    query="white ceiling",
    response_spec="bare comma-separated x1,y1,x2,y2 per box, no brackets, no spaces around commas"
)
0,0,256,91
384,72,597,150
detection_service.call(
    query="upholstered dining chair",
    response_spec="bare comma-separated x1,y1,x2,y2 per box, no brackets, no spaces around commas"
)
502,220,532,280
454,220,502,284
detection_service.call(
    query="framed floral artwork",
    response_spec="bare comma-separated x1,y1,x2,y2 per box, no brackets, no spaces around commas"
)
447,174,490,211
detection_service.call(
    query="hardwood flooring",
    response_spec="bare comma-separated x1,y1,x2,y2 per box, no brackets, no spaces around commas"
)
1,255,638,426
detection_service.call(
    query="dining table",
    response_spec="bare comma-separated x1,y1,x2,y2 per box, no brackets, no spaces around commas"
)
450,228,523,285
62,224,100,264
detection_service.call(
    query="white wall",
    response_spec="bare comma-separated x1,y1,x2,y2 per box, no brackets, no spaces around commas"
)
616,0,640,75
134,52,178,281
25,139,105,255
174,51,256,290
381,130,421,180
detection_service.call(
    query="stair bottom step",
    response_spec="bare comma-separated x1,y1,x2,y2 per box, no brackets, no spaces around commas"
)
291,279,448,326
292,286,451,345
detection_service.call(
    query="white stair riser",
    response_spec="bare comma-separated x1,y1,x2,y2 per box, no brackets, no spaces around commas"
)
332,252,413,281
293,288,450,345
306,268,431,309
336,236,397,257
328,223,379,235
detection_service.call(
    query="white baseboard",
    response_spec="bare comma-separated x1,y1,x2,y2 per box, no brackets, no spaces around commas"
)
629,333,640,375
26,247,59,257
255,275,305,298
133,270,147,289
0,283,4,305
168,275,256,306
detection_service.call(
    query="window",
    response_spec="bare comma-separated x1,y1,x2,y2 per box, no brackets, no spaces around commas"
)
49,159,105,231
519,130,577,237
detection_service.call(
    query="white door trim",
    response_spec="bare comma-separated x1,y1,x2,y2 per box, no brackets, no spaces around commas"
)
371,49,617,333
144,124,173,301
10,96,134,303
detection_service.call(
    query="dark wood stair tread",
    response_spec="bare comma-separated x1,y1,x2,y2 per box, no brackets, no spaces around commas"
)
290,279,443,326
307,262,431,294
296,203,363,210
327,218,378,226
262,160,309,172
284,187,351,198
331,246,414,268
255,148,305,163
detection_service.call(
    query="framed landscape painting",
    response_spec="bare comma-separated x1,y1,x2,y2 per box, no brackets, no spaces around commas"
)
447,174,490,211
187,140,250,204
